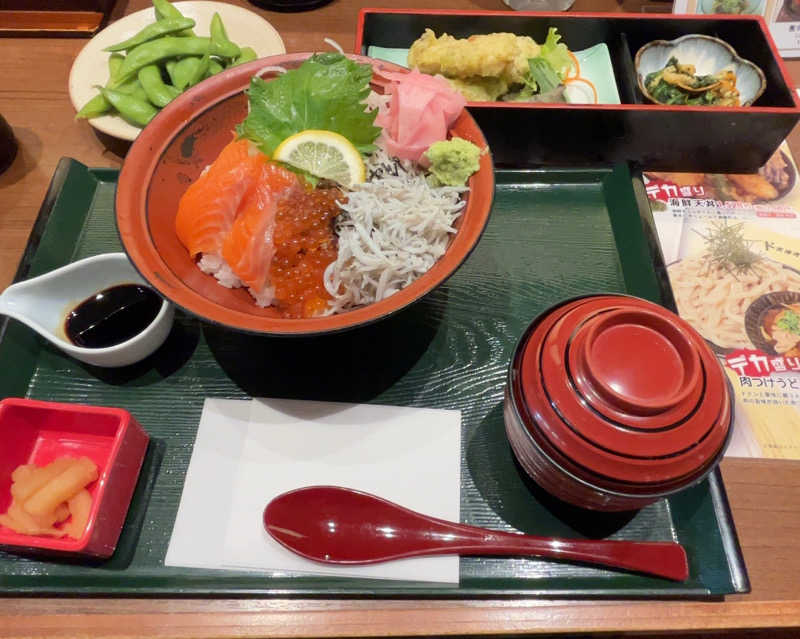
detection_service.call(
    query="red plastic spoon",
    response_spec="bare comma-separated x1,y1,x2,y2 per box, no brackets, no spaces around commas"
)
263,486,689,581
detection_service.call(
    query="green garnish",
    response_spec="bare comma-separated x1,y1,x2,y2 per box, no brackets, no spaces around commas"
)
519,27,571,97
527,58,561,95
776,309,800,335
237,53,381,156
699,221,761,275
539,27,572,78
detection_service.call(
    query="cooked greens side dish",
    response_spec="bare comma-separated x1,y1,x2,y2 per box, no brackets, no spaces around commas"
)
712,0,749,14
644,56,740,106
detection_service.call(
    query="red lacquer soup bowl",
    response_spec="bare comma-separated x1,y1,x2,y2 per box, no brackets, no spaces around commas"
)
504,294,733,511
116,53,494,336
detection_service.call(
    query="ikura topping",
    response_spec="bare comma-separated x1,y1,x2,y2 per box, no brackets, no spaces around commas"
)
270,186,342,319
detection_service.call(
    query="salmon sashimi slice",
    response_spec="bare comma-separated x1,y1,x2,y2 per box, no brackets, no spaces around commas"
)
221,162,300,298
175,138,265,258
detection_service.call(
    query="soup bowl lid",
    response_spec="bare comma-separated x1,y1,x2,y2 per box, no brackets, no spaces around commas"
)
515,295,732,486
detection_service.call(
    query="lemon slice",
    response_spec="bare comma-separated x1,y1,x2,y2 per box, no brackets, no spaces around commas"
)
273,130,366,188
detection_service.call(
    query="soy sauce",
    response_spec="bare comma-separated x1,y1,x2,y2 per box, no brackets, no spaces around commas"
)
64,284,161,349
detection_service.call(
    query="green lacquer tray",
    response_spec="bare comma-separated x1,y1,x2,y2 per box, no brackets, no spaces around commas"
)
0,159,749,597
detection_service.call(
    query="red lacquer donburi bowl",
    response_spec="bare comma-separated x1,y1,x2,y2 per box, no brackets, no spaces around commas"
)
116,53,494,336
504,294,733,511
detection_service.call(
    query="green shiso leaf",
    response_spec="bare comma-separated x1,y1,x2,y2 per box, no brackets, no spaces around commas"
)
237,52,381,156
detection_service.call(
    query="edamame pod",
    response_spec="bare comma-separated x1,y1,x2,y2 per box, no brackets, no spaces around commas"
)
108,53,124,78
75,53,128,119
170,56,202,91
76,93,110,119
165,59,179,86
115,36,240,82
138,64,181,107
117,78,151,104
188,54,211,87
99,87,158,128
232,46,258,67
209,13,230,45
153,0,195,36
104,17,196,52
153,0,181,20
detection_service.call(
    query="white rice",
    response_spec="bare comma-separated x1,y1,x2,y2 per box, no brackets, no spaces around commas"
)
198,253,274,308
323,149,467,314
198,254,241,288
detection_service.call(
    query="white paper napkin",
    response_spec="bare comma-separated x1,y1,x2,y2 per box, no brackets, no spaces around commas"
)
166,397,462,584
165,398,250,570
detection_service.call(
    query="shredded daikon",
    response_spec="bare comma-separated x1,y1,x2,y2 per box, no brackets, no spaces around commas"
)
256,65,287,77
324,150,467,313
323,38,344,54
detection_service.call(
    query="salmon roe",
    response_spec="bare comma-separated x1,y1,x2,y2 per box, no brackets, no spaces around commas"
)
269,186,343,319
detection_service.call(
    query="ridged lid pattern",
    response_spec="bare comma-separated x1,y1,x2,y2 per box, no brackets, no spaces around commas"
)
517,295,731,487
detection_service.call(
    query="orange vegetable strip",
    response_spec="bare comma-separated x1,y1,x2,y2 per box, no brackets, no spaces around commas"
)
567,51,581,80
10,458,75,503
64,489,93,540
23,457,98,517
1,500,64,536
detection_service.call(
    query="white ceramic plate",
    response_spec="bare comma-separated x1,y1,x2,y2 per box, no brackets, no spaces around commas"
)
69,1,285,141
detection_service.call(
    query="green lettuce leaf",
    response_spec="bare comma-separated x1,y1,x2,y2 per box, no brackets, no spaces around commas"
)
236,53,381,156
527,58,560,94
539,27,572,79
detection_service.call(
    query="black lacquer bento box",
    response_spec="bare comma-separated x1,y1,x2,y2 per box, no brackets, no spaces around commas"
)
356,9,800,172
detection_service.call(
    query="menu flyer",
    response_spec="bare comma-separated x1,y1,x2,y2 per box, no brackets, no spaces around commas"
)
672,0,800,58
646,142,800,459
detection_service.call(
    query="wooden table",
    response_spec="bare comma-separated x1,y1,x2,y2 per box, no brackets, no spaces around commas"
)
1,1,800,636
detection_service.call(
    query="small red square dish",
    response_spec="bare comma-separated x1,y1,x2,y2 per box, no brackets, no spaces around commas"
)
0,397,149,558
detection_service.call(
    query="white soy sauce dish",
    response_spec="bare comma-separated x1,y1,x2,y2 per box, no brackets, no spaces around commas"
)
0,253,174,367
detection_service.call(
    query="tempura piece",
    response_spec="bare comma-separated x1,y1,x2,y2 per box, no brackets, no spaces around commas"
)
408,29,540,86
653,172,707,187
726,174,779,202
445,76,509,102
